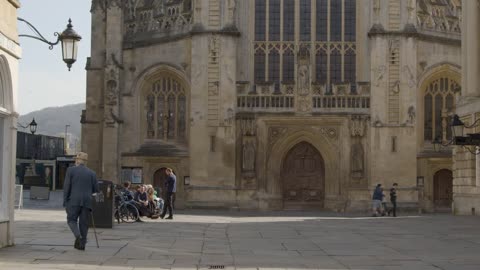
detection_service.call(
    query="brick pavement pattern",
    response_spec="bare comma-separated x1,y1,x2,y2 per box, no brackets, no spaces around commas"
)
1,210,480,269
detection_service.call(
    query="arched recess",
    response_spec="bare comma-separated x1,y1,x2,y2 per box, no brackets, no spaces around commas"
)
266,130,340,204
0,55,13,112
0,54,14,221
433,169,453,208
281,141,325,209
417,63,461,149
135,64,190,144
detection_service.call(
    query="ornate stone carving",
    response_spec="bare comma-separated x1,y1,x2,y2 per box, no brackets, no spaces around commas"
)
227,0,236,25
351,143,364,179
224,108,234,126
391,80,400,94
350,116,367,137
297,96,311,112
240,118,256,136
297,64,310,96
240,117,256,176
417,0,462,33
124,0,193,38
373,65,386,87
242,136,256,172
407,0,416,24
268,127,288,147
104,65,122,127
402,65,416,88
406,106,416,124
209,34,219,61
209,81,219,96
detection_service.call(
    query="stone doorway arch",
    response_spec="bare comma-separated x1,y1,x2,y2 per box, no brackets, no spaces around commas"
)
281,141,325,209
153,167,168,197
433,169,453,209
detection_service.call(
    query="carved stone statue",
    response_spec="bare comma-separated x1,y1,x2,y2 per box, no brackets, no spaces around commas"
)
351,143,364,178
227,0,236,25
373,0,381,23
242,139,255,171
297,64,310,96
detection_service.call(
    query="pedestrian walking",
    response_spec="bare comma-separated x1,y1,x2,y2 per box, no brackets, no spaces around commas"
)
372,184,384,217
63,152,99,250
160,168,176,220
388,183,398,217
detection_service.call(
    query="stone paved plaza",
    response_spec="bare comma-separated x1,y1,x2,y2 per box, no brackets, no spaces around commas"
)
1,210,480,270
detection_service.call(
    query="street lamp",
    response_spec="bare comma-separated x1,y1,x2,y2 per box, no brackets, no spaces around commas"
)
433,114,480,155
18,17,82,71
18,118,38,135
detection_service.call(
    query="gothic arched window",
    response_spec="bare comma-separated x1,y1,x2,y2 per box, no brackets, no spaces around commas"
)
254,0,356,88
145,75,187,141
423,77,460,142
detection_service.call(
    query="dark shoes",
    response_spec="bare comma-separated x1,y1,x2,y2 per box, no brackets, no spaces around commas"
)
166,216,173,220
74,237,85,250
74,237,81,249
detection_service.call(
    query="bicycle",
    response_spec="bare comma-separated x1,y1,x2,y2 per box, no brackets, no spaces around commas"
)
114,188,140,223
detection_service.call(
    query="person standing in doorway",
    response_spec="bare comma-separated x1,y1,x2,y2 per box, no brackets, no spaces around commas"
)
388,183,398,217
63,152,98,250
160,168,176,220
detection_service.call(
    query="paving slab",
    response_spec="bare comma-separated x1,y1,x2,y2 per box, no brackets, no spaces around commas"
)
1,209,480,269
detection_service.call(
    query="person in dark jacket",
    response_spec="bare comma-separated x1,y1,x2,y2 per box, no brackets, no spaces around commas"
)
63,152,98,250
388,183,398,217
160,168,176,219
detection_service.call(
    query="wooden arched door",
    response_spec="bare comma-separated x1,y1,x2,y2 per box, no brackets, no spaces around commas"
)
282,142,325,209
433,169,453,208
153,168,168,198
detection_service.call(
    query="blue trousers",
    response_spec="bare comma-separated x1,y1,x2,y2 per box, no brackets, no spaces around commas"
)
66,205,90,245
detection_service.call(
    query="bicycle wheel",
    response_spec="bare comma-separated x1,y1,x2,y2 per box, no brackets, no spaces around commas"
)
120,203,139,223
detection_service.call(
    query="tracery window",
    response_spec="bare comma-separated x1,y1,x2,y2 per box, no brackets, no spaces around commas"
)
254,0,356,89
423,77,460,142
145,75,186,141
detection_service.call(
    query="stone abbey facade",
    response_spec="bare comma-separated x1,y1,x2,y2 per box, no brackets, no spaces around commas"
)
82,0,466,212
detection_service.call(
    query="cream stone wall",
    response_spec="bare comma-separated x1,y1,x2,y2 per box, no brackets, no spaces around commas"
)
0,0,20,248
82,0,465,212
452,0,480,216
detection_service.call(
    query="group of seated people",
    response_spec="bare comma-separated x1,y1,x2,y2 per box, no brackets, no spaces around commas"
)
120,181,164,219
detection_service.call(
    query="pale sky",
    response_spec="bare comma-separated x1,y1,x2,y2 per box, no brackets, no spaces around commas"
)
18,0,91,115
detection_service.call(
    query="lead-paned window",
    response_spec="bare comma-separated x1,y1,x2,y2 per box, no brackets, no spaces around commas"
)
269,0,281,41
330,0,342,41
253,0,356,91
315,50,327,83
316,0,328,41
300,0,311,41
330,48,342,84
283,49,295,82
283,0,295,41
344,0,356,41
268,50,280,84
145,76,186,141
423,77,460,142
255,0,266,41
255,51,266,82
344,49,356,84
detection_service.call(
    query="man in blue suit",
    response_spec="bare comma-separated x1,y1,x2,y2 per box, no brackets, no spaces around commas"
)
160,168,176,220
63,152,99,250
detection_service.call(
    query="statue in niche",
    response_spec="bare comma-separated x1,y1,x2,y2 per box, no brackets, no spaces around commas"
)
351,143,364,178
227,0,236,25
373,0,381,23
106,80,118,105
297,64,310,96
242,139,255,171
